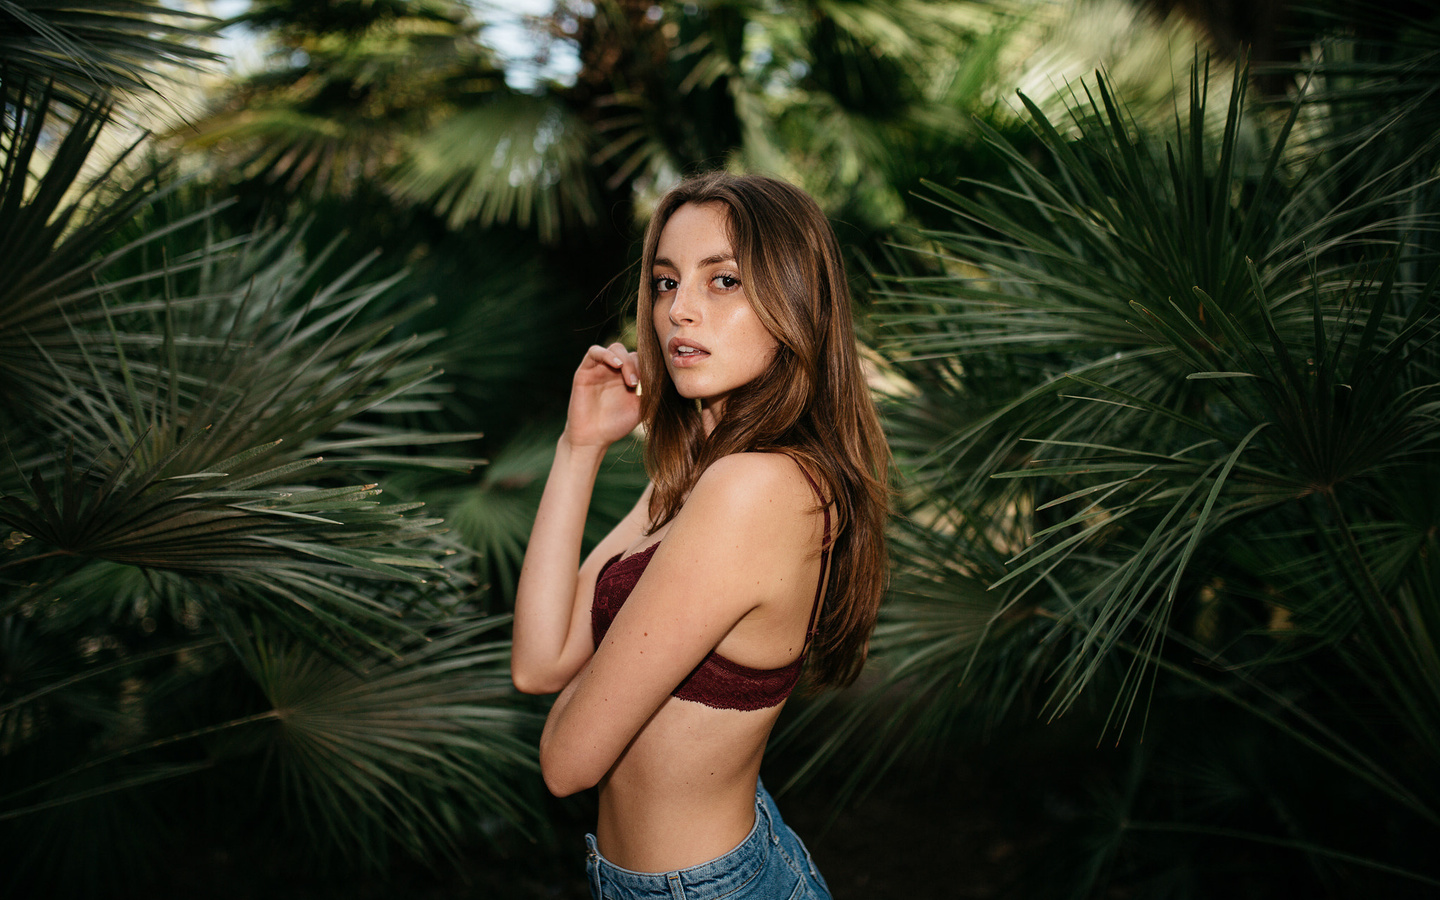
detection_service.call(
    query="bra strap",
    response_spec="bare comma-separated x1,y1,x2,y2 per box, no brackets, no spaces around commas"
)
793,463,831,647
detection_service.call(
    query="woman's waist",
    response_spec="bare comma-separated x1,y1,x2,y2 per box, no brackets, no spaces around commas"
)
616,694,777,770
596,757,764,872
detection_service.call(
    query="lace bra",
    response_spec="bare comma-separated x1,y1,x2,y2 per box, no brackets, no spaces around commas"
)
590,467,830,711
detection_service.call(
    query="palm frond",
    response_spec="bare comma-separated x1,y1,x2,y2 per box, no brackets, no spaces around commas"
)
233,615,539,865
0,77,192,410
446,428,647,606
854,36,1440,889
176,0,507,203
0,0,216,110
389,94,600,240
0,234,488,644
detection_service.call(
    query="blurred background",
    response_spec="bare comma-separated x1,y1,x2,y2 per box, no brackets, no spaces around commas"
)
2,0,1438,896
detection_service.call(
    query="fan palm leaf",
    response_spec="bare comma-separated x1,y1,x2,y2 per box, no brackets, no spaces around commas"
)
0,0,216,110
388,94,601,239
885,46,1438,708
1,2,545,893
0,211,489,645
445,427,647,606
794,24,1440,888
0,613,539,885
0,77,207,408
230,615,539,864
177,0,505,201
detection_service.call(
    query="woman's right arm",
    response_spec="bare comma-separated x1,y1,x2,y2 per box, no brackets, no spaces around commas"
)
511,343,645,695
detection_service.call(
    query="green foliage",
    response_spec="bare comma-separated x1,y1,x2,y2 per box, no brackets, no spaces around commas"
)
0,18,543,896
832,33,1440,896
30,0,1439,895
231,615,536,863
390,94,601,239
182,0,509,202
445,427,648,608
0,0,216,110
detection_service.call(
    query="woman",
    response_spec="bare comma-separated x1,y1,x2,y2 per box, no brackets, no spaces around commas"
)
511,172,889,899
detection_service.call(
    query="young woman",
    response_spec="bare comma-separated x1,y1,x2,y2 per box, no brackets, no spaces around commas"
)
511,172,889,899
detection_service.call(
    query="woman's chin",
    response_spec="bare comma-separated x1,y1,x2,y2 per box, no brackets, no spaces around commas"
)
667,378,704,401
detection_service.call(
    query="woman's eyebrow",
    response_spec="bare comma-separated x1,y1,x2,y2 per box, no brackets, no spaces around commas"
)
651,254,737,269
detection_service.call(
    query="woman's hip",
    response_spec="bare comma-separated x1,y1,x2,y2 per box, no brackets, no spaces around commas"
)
586,781,830,900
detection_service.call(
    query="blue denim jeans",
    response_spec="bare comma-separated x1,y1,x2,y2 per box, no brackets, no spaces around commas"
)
585,781,831,900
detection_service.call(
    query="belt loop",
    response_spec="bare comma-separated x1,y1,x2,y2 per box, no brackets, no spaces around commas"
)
758,783,780,845
668,871,685,899
585,834,602,898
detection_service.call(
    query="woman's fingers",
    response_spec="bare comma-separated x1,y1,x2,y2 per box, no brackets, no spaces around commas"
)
583,343,639,390
567,344,643,448
584,343,621,369
608,343,640,388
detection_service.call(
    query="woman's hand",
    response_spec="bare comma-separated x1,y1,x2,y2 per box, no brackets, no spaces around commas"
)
564,342,641,449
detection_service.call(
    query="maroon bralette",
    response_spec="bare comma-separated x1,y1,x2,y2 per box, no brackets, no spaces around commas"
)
590,468,831,711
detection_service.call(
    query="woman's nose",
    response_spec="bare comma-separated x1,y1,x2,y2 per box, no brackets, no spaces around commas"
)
669,283,700,324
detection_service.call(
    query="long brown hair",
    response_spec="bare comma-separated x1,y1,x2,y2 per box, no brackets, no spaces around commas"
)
635,172,890,689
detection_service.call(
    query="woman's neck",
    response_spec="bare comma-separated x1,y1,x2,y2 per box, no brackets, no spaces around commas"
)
700,398,723,436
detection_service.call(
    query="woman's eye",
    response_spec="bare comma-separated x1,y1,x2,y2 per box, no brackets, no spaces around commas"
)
714,274,740,289
654,276,677,292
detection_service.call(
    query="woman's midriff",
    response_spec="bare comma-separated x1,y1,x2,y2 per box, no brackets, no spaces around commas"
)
594,695,784,872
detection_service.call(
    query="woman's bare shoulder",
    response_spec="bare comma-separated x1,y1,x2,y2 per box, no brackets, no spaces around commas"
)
702,450,813,488
686,452,819,528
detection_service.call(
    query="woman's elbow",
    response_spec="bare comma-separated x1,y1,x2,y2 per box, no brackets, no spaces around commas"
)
511,659,569,695
541,765,592,798
512,669,557,695
539,741,599,797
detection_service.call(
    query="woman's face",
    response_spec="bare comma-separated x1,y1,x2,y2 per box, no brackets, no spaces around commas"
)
651,202,779,427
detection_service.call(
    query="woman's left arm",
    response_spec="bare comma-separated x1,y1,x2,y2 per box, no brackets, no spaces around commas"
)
538,453,810,796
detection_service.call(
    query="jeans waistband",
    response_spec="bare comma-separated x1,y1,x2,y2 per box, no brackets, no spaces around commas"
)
586,782,777,899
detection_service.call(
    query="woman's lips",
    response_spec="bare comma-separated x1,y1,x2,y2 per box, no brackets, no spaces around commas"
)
667,337,710,367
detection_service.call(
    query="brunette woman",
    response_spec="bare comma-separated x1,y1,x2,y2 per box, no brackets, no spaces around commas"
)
511,172,889,899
